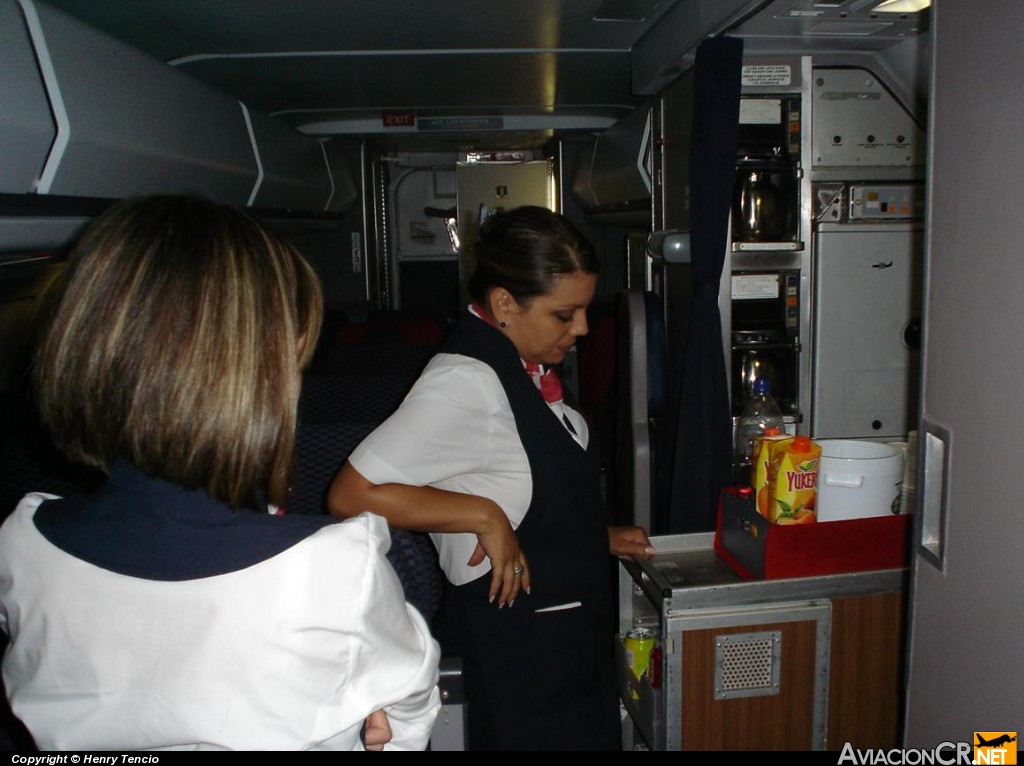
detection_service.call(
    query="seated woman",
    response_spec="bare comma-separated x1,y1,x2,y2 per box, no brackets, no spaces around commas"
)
0,196,439,751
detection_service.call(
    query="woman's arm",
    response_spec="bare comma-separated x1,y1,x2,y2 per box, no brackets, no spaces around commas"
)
329,461,531,606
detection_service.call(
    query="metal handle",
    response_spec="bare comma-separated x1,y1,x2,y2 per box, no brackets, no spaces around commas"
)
919,417,952,572
903,317,922,350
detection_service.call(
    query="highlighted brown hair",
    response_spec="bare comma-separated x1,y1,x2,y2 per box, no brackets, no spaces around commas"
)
34,196,322,508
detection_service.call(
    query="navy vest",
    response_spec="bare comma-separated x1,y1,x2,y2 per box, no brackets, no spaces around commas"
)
434,312,619,751
439,312,610,606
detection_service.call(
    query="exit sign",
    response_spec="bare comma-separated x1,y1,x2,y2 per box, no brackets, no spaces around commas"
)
383,110,415,128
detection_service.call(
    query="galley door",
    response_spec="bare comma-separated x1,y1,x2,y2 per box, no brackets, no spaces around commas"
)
455,160,556,304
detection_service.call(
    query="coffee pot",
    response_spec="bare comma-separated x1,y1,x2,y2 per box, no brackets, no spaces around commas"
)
733,169,786,242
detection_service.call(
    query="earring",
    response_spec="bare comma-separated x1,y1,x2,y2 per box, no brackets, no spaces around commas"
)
499,321,507,328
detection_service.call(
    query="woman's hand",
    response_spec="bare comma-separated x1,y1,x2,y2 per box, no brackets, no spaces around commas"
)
467,502,531,607
330,462,530,606
362,709,392,750
608,525,655,560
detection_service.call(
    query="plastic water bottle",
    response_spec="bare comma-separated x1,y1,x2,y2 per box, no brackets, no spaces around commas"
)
735,377,785,469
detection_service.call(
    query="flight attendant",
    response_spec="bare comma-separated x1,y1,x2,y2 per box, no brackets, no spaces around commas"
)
330,205,653,751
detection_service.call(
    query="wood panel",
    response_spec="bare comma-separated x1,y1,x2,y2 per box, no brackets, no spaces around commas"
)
827,592,906,749
681,619,819,750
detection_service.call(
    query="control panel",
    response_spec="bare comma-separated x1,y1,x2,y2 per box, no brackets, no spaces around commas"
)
848,184,924,220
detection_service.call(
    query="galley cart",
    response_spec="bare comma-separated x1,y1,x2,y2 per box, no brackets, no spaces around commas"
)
616,532,906,751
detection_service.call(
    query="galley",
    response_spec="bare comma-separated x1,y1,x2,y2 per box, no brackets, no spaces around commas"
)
0,0,1019,754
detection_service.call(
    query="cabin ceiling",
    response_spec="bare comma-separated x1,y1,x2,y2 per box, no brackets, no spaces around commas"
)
40,0,929,151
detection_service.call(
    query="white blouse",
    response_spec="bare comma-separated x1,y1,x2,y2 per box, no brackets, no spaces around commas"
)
348,350,588,586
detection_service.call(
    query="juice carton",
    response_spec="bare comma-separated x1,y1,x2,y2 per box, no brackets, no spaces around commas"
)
768,435,822,525
750,429,791,518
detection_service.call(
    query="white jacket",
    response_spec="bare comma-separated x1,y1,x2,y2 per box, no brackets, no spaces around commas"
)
0,490,440,751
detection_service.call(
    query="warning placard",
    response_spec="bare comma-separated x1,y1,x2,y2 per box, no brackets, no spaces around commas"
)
741,65,792,88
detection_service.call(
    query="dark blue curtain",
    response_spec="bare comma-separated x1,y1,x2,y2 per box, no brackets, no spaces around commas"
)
667,37,743,533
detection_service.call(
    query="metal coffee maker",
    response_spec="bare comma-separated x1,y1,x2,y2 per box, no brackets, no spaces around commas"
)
729,270,801,419
732,151,797,243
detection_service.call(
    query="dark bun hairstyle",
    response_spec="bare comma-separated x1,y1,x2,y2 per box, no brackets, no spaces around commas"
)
468,206,598,306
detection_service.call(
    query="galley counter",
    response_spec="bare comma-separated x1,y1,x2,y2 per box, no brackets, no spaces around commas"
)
616,532,907,751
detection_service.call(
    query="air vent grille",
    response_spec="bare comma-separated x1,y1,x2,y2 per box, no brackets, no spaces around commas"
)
714,630,782,700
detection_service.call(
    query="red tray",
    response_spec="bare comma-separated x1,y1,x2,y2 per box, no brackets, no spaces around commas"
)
714,488,911,580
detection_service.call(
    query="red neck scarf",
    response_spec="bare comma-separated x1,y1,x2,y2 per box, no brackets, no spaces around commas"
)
524,361,563,404
470,303,563,404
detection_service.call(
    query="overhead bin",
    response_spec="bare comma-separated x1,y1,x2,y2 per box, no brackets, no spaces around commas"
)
0,1,55,197
244,110,356,213
2,0,353,216
18,0,256,203
570,106,652,221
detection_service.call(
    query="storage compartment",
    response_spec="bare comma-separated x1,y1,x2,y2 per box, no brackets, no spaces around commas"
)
811,222,923,439
714,489,909,580
678,610,828,750
618,534,905,750
0,2,55,195
4,2,352,213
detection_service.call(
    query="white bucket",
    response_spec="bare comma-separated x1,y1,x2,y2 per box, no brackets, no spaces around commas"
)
816,440,904,522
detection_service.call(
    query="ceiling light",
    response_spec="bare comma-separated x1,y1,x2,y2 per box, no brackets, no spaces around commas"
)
872,0,931,12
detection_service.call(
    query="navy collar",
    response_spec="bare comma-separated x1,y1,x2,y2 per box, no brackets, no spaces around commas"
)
33,463,335,581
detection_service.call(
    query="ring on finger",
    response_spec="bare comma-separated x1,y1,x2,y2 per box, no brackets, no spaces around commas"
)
513,565,524,576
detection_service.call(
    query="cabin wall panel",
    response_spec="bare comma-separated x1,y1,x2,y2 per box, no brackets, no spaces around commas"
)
273,222,365,314
0,260,64,397
570,105,652,212
321,143,359,215
826,592,904,749
263,141,371,314
904,0,1024,743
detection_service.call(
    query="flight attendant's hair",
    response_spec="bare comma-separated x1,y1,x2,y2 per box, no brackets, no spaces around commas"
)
469,206,599,307
33,195,323,509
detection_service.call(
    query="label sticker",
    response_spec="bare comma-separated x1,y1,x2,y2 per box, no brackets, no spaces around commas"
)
732,274,780,300
740,98,782,125
741,65,792,88
351,232,362,274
